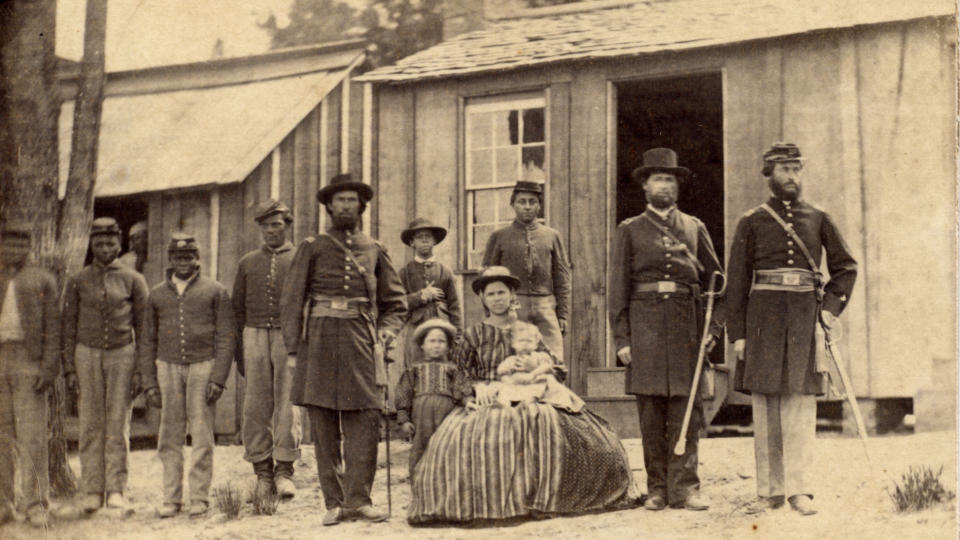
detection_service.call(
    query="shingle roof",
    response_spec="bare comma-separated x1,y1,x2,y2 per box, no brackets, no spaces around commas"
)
358,0,953,83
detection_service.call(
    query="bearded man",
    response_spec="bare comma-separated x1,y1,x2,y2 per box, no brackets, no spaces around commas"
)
280,173,406,526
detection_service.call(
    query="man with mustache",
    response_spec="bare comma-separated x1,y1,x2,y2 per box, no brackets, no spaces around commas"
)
609,148,723,512
482,180,571,360
233,200,301,501
726,142,857,516
280,174,406,526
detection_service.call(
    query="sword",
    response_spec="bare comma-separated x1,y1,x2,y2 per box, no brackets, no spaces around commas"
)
674,270,726,456
822,319,873,469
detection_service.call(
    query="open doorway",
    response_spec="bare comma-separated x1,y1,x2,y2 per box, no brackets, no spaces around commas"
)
614,72,724,363
89,196,149,268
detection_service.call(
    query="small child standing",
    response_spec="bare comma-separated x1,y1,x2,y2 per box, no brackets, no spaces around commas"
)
394,319,460,477
496,321,585,413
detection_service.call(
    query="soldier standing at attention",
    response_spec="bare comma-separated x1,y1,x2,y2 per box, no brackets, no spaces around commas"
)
62,217,148,515
726,142,857,516
609,148,724,512
233,199,302,501
481,180,571,360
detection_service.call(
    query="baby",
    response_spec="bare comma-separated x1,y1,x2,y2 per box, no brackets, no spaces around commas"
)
394,318,460,477
496,321,585,412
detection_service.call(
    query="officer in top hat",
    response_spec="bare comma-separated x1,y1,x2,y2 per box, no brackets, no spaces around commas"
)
726,142,857,515
281,173,406,525
0,220,60,526
481,180,571,360
140,232,235,518
62,217,149,514
609,147,724,512
232,199,302,500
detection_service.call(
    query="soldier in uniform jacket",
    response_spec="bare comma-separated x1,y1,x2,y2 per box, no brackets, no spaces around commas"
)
726,142,857,516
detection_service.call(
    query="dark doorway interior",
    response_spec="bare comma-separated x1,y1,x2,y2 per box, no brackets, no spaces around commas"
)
88,196,149,266
615,72,724,363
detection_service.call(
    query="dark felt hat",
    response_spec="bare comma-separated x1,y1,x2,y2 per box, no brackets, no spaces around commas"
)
472,266,522,295
632,148,691,181
90,217,122,237
1,220,32,239
411,318,458,346
253,199,293,223
512,180,544,196
401,217,447,246
762,142,804,163
167,232,199,254
316,173,374,205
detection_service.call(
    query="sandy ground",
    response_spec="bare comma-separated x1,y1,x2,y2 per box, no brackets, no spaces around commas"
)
3,430,956,540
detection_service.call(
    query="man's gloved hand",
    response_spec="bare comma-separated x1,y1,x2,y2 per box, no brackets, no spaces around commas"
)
145,387,162,409
205,382,224,405
734,339,746,361
378,329,396,350
65,372,79,395
130,372,143,399
32,375,53,394
616,346,632,366
399,422,415,440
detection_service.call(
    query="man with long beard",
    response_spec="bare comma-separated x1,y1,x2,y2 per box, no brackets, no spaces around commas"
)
726,142,857,516
280,173,406,526
609,148,723,512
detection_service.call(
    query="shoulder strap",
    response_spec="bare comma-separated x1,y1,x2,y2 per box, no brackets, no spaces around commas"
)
759,203,818,273
639,213,704,273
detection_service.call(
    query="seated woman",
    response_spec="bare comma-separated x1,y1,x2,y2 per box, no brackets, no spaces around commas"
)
408,266,637,524
495,321,584,413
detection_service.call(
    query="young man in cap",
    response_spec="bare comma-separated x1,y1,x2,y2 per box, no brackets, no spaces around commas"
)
397,217,462,368
281,173,406,525
62,217,149,514
609,148,724,512
141,232,235,518
0,220,60,526
481,180,571,359
726,142,857,516
233,199,301,500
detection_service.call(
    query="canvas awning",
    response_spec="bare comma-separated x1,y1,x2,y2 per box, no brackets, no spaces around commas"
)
59,65,350,198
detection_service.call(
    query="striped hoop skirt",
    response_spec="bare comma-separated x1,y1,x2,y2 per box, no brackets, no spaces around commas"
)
407,402,636,523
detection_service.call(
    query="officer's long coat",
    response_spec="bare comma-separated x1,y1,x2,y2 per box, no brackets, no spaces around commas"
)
609,207,723,397
726,197,857,395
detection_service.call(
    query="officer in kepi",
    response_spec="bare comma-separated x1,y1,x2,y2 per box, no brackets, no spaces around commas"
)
725,142,857,516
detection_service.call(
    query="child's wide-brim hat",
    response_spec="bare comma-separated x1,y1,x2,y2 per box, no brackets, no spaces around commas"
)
401,217,447,246
412,318,458,345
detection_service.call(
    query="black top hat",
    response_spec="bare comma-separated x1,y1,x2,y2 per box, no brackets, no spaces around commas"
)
90,217,122,237
253,199,293,223
762,142,804,163
401,217,447,246
472,266,522,295
411,318,458,345
316,173,374,205
632,148,691,181
167,232,200,254
512,180,544,195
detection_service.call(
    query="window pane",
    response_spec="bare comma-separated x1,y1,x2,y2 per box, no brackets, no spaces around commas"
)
468,112,493,148
495,147,519,185
473,189,497,224
497,187,514,223
492,109,520,146
522,108,545,143
521,145,546,182
471,223,496,267
468,149,493,186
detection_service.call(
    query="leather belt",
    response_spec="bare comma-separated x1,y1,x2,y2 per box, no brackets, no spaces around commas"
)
633,281,692,296
309,294,368,318
752,269,817,292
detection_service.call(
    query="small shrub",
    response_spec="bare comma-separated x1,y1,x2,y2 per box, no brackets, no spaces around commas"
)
214,482,243,519
889,465,955,512
250,486,280,516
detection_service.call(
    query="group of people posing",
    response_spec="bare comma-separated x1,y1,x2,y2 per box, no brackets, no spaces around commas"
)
0,141,856,529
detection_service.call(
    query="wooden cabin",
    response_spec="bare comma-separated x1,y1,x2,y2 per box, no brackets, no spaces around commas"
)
58,40,370,439
357,0,957,436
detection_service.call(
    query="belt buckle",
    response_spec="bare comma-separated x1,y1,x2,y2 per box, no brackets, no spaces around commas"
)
330,298,348,310
657,281,677,293
782,274,801,286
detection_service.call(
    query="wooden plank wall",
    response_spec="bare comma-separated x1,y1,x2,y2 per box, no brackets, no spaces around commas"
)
376,86,416,276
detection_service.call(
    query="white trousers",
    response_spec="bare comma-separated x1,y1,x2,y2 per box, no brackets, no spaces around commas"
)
751,393,816,499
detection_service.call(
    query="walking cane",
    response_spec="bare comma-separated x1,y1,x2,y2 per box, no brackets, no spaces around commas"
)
674,271,726,456
823,321,874,469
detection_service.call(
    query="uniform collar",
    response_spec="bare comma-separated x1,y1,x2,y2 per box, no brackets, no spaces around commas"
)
512,219,540,231
165,267,200,288
645,204,676,220
767,196,802,211
414,255,436,264
262,241,293,255
93,259,121,271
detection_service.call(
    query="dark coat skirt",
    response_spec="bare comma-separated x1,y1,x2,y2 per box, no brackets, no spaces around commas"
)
291,316,380,410
626,294,700,397
742,289,822,395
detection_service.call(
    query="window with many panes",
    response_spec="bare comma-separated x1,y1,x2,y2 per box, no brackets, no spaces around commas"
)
464,92,546,268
